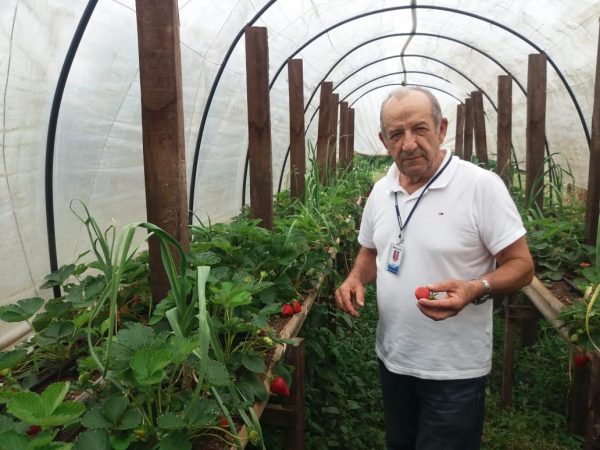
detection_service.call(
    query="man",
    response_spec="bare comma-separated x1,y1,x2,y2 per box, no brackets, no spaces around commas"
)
334,87,534,450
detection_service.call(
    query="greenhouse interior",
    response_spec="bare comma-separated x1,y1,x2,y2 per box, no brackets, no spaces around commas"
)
1,0,600,449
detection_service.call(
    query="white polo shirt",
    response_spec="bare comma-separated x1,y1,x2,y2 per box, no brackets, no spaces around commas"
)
358,151,526,380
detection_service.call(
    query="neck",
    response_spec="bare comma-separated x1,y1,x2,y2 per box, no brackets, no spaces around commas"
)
399,150,446,194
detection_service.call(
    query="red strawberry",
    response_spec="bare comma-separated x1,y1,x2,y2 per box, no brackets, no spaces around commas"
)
27,425,42,436
281,304,294,317
270,376,290,396
415,286,434,300
218,415,229,428
291,300,302,314
573,352,590,369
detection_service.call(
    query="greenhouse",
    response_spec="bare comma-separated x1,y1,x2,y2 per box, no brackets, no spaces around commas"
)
1,0,600,448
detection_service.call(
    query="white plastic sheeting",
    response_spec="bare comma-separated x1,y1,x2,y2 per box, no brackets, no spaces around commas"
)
1,0,599,337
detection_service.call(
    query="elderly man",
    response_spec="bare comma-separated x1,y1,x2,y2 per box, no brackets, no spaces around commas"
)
335,87,534,450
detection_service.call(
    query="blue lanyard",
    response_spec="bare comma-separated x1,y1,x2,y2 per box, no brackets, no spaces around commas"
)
394,155,452,240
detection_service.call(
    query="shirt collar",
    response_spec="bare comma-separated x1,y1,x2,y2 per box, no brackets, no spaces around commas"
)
385,149,457,195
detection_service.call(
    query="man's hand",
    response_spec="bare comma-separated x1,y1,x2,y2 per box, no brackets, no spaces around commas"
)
335,277,366,317
416,279,480,321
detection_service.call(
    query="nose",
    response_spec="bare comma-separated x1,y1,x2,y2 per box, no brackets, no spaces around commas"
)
401,131,418,151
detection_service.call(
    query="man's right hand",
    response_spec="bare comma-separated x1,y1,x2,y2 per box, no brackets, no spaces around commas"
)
335,277,365,317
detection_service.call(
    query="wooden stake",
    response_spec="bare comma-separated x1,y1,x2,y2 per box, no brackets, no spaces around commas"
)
135,0,189,303
245,26,273,229
525,53,547,213
497,75,513,186
463,97,474,161
348,108,355,169
328,93,339,178
471,90,488,164
339,101,350,171
316,82,333,185
454,103,465,159
585,20,600,246
288,59,305,201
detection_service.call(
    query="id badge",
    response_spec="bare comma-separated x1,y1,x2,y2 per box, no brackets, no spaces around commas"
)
386,241,404,274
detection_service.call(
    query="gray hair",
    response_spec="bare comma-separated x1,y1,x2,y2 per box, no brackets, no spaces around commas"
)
379,86,443,136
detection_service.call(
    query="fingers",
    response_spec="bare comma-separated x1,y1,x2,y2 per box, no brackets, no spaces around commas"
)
334,281,364,317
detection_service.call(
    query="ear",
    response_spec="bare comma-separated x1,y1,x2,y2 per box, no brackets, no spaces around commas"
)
378,131,387,147
438,118,448,141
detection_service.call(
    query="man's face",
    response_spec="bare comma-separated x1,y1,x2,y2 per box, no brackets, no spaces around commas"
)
379,91,448,182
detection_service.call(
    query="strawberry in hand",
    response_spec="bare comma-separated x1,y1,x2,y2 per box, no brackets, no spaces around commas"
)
415,286,437,300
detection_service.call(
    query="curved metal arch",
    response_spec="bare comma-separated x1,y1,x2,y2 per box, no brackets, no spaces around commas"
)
45,0,99,298
349,82,458,108
266,5,588,141
307,31,527,114
304,55,496,134
188,0,278,222
200,4,587,213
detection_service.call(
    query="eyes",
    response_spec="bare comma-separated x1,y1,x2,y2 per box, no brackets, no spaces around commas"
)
388,125,430,142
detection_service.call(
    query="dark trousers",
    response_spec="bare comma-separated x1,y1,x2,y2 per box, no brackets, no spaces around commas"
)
378,359,486,450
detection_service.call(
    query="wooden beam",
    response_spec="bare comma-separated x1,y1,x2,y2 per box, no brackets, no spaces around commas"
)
135,0,189,303
463,97,474,161
585,20,600,246
497,75,513,186
454,103,465,159
245,26,273,229
316,82,333,185
339,101,350,171
348,108,355,169
525,53,547,212
288,59,305,201
328,93,339,178
471,90,488,164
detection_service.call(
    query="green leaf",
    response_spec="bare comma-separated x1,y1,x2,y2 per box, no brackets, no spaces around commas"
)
40,264,76,289
0,349,27,370
109,435,134,450
81,407,112,429
237,371,268,403
157,430,191,450
114,409,142,431
101,397,128,425
0,430,29,450
183,398,218,425
38,321,75,344
241,352,265,373
188,251,221,266
43,299,72,317
157,412,186,430
167,335,198,366
7,382,85,427
73,429,111,450
0,297,44,322
205,359,229,386
130,347,171,386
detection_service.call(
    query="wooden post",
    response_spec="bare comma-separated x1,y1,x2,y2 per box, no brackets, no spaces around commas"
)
288,59,305,201
339,101,350,171
585,352,600,449
328,93,339,178
454,103,465,159
463,97,474,161
497,75,513,186
135,0,189,302
348,108,355,169
245,26,273,229
471,90,488,165
316,82,333,185
502,294,518,408
262,339,306,450
525,53,547,213
585,20,600,246
570,358,591,437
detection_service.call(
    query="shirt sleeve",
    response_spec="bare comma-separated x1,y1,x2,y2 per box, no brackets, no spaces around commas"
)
474,170,526,256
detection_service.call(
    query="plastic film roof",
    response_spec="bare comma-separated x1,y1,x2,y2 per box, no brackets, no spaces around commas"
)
1,0,599,339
